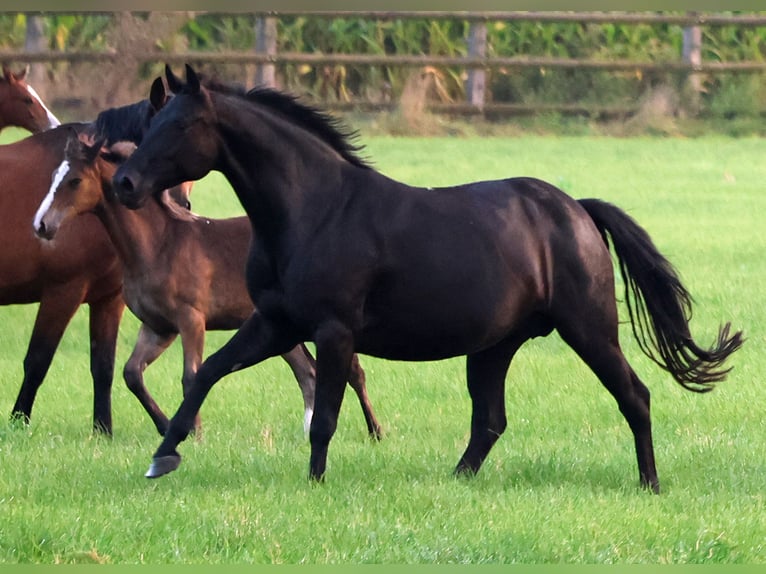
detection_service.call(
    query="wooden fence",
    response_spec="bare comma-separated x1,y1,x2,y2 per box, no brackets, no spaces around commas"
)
3,11,766,117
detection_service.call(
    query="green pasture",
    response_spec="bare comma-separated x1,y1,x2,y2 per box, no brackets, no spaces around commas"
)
0,129,764,563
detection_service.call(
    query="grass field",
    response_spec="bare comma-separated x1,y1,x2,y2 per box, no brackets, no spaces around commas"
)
0,129,765,563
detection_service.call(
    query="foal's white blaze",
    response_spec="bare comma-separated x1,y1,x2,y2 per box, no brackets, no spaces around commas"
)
33,159,69,232
26,84,61,129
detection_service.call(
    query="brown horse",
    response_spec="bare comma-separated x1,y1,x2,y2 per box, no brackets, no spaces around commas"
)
1,79,179,434
0,125,123,433
33,132,382,438
0,65,60,133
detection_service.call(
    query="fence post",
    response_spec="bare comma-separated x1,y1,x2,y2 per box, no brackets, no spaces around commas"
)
465,21,487,111
254,16,277,88
682,12,702,115
24,14,48,97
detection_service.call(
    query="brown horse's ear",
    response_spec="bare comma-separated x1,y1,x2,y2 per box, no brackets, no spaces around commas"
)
185,63,201,94
149,76,167,112
64,127,81,159
84,137,105,164
2,65,12,82
17,65,29,81
165,64,183,94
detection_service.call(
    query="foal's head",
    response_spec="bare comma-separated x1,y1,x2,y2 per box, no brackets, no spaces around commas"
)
33,132,114,240
34,131,195,240
0,65,60,133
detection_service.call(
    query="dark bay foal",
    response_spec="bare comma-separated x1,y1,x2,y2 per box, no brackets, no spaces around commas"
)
34,133,382,438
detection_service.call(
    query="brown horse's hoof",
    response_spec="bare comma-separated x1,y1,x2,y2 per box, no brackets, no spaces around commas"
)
145,453,181,478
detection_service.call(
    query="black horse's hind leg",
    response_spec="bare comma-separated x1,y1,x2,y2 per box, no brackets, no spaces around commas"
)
556,321,658,493
308,320,355,482
455,336,523,476
11,294,79,426
146,311,298,478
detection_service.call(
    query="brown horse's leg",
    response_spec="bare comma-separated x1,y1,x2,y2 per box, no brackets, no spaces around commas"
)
88,292,124,435
346,353,383,440
11,292,80,426
454,335,522,476
556,319,658,493
123,324,177,435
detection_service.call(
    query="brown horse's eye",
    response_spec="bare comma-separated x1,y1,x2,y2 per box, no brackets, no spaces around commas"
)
69,178,82,188
23,97,33,105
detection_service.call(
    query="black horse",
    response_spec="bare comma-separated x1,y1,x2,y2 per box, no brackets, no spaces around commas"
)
114,64,743,493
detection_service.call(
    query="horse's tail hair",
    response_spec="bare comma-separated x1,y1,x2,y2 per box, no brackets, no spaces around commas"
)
578,198,744,392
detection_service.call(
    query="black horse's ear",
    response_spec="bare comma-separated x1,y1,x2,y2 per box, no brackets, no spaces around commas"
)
185,63,200,94
165,64,183,94
149,76,167,112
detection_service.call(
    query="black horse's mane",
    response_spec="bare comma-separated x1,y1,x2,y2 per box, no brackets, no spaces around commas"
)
90,99,155,146
204,78,371,170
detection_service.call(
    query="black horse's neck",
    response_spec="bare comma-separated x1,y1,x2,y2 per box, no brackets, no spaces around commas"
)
212,91,355,241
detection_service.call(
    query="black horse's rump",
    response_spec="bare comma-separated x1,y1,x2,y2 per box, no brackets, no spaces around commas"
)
113,63,744,493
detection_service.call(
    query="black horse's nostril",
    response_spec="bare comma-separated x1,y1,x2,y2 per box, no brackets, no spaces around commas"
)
119,175,135,193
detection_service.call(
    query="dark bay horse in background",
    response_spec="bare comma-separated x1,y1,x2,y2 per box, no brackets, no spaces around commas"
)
0,65,60,133
33,133,382,438
115,64,743,492
0,78,178,434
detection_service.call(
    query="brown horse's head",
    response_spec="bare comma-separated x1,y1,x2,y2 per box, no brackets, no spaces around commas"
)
0,65,60,133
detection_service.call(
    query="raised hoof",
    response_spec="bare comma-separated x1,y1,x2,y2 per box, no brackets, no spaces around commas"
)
145,453,182,478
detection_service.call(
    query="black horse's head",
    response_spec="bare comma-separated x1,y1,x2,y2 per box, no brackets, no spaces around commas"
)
113,64,219,209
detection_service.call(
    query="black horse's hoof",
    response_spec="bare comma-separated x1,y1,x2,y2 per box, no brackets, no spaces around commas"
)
145,453,182,478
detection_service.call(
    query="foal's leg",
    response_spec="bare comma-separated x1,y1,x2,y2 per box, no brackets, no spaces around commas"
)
178,311,206,434
346,353,383,440
87,292,124,435
146,311,298,478
11,290,80,426
279,344,317,435
454,335,523,476
281,344,382,439
123,324,177,435
556,315,658,493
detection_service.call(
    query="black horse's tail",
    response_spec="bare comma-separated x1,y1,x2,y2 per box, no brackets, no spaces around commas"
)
578,198,744,392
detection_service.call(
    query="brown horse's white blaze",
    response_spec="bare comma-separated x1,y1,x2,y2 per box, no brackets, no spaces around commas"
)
24,83,61,130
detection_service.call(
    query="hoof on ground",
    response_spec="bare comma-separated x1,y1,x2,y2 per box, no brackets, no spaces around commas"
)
145,453,181,478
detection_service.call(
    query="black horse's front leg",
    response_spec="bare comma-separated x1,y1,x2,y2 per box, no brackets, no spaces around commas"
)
308,321,355,481
145,311,298,479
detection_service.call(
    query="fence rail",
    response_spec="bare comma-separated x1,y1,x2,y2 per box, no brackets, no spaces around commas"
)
5,11,766,118
5,50,766,74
